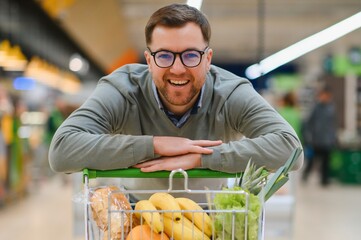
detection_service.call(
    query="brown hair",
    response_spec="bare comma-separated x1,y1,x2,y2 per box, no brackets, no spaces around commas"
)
145,3,211,45
283,91,297,107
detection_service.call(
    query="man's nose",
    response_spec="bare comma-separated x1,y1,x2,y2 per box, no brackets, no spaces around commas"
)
170,54,186,74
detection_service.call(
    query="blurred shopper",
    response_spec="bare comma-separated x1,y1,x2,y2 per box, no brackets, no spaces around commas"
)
302,86,337,186
278,91,302,143
38,97,76,182
44,98,68,147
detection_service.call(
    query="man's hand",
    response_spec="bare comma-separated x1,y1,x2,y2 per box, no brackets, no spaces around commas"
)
132,137,222,172
153,136,222,156
133,153,201,172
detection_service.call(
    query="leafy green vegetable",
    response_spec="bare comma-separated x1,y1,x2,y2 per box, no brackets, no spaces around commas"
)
258,147,302,201
212,148,302,239
213,186,262,240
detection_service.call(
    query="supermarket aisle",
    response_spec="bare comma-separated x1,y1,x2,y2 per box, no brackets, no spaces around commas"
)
0,173,361,240
0,174,74,240
293,176,361,240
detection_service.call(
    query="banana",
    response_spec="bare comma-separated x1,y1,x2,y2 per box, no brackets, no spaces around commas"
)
134,200,164,233
175,197,213,237
149,192,182,221
163,216,211,240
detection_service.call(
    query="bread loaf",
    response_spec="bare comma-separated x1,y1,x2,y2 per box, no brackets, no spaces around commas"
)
90,186,138,239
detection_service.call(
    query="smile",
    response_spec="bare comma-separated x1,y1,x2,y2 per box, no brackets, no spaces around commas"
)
169,79,189,86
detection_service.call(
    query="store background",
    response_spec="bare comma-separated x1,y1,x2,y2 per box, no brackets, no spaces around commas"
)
0,0,361,239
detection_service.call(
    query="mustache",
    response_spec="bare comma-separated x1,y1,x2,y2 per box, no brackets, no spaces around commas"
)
164,73,192,80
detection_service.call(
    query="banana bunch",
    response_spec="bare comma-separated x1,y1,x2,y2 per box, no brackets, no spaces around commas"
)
163,216,211,240
134,200,164,233
134,192,213,240
175,197,213,237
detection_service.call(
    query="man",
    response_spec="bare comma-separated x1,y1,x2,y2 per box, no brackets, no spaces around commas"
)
49,4,303,196
302,86,337,186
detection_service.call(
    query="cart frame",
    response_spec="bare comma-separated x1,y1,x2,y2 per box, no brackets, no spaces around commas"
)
83,168,265,240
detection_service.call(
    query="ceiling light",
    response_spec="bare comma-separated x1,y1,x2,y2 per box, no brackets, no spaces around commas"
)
69,56,83,72
0,40,11,65
186,0,203,10
3,45,28,71
245,11,361,80
25,57,82,94
69,53,89,74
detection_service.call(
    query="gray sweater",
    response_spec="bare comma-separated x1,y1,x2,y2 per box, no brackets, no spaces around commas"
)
49,64,303,196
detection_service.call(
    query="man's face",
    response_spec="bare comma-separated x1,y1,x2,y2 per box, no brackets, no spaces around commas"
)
144,22,212,112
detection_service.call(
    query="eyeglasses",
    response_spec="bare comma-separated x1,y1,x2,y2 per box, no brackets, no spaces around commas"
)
148,46,209,68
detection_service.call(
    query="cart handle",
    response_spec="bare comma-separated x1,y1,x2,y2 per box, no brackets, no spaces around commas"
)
83,168,242,180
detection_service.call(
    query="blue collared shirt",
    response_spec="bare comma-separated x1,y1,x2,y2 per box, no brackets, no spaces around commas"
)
152,81,204,128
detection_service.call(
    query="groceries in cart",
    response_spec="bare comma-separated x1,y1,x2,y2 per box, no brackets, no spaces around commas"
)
87,163,265,240
86,148,302,240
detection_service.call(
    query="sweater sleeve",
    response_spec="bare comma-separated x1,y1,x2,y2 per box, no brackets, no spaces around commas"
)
201,83,303,173
48,80,156,173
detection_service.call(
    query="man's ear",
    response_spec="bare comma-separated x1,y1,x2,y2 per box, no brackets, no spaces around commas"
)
144,50,153,72
206,48,213,70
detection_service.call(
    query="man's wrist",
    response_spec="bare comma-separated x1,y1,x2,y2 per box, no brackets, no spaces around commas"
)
201,148,220,169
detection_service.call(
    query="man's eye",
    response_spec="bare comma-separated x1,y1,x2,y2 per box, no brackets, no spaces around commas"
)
157,53,173,59
183,52,199,59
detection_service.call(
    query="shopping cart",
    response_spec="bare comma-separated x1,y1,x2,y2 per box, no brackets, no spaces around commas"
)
83,168,266,240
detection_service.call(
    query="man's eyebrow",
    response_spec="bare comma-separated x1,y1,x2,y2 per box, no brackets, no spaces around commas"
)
152,47,204,52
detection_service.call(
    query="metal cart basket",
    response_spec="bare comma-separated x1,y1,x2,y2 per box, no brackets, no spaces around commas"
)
83,168,265,240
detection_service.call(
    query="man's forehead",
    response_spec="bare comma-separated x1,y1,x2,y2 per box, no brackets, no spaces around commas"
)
149,23,205,51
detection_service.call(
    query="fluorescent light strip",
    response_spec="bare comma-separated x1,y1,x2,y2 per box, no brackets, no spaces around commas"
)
245,11,361,79
186,0,203,10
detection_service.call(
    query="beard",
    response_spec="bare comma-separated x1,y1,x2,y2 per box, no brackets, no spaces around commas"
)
158,72,203,107
159,85,199,106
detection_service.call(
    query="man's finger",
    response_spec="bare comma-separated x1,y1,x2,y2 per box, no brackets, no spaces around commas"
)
133,161,155,168
190,146,214,154
139,166,157,172
192,140,222,147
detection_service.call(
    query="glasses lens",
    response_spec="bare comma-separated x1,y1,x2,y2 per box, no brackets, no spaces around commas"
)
181,50,201,67
154,51,174,67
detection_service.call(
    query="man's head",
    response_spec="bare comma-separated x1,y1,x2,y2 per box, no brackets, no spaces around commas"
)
145,3,211,46
144,4,213,115
318,86,332,103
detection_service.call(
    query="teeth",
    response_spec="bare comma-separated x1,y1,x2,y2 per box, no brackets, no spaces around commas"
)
169,80,188,85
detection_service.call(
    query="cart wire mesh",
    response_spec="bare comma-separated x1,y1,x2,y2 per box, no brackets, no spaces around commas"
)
83,169,265,240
